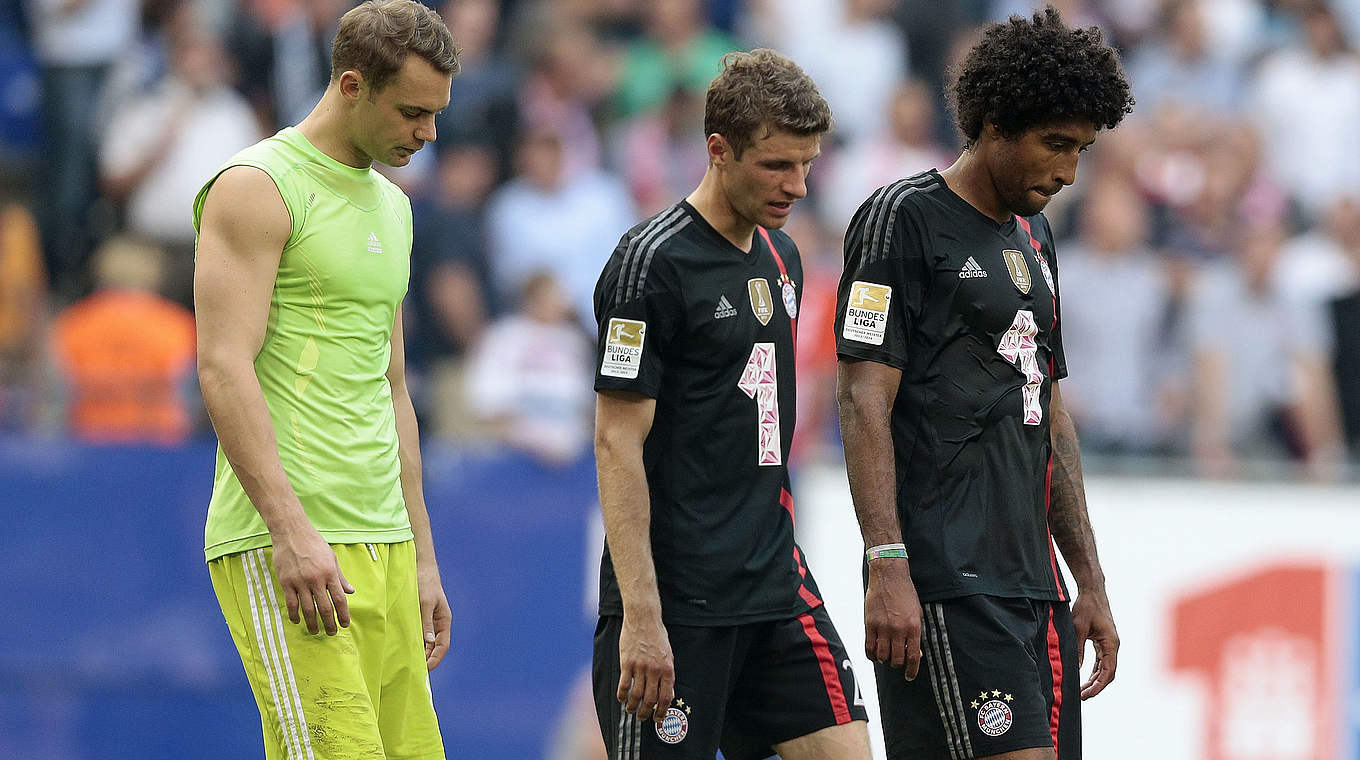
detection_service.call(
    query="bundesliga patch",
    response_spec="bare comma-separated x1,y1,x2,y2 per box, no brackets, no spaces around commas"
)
972,691,1015,737
748,278,774,325
843,281,891,345
656,700,692,744
600,318,646,379
1002,249,1031,294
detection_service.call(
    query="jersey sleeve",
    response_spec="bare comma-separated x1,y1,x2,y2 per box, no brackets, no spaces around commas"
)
1038,215,1068,381
834,189,931,370
592,234,684,398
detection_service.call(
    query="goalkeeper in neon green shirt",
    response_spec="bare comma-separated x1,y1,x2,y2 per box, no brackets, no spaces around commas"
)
192,3,457,757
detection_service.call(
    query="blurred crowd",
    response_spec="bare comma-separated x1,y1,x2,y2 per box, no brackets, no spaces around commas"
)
2,0,1360,480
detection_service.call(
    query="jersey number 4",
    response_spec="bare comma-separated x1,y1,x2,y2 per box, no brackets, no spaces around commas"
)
738,342,782,466
996,310,1044,425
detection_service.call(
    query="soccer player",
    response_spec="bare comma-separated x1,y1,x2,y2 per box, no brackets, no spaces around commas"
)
591,50,871,759
192,3,457,758
834,8,1133,760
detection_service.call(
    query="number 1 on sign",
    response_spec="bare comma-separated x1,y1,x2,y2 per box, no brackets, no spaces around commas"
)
737,342,782,466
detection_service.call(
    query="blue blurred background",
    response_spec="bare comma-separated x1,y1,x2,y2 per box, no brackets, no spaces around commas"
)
5,0,1360,758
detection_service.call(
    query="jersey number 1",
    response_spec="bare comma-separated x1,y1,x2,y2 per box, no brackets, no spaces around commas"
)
738,342,782,466
996,310,1044,425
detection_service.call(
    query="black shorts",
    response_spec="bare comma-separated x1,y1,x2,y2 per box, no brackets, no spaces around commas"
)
876,595,1081,760
592,605,869,760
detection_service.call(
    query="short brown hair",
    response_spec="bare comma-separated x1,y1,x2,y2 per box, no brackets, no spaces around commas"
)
331,0,460,92
704,49,832,158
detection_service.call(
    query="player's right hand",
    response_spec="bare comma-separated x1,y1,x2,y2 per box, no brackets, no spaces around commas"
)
617,610,675,724
865,558,923,680
272,527,355,636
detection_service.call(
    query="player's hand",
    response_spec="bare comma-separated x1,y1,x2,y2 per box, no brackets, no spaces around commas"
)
1071,587,1118,699
418,566,452,670
617,609,675,724
272,527,354,636
865,558,923,680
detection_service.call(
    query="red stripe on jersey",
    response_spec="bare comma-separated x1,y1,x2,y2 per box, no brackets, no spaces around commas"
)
757,226,798,349
1044,451,1066,602
780,487,796,526
798,612,854,725
1014,215,1042,256
1046,606,1064,755
792,545,823,607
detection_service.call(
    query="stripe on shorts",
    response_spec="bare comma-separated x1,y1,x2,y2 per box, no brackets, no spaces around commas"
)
797,612,853,724
242,549,315,760
922,602,973,760
615,710,643,760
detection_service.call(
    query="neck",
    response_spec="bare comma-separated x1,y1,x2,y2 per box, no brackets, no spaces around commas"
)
686,168,756,252
295,89,371,169
939,147,1010,223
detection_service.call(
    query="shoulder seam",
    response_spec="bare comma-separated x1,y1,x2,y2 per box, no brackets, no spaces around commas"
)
614,206,690,306
860,175,939,266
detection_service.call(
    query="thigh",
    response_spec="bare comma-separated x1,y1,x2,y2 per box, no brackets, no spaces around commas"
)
367,541,445,760
592,616,741,759
210,547,384,760
876,596,1061,760
722,607,870,760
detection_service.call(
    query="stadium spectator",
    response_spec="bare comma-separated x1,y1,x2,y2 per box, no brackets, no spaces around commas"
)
408,141,496,438
1187,220,1346,478
612,0,738,118
518,21,612,177
610,85,707,216
1247,1,1360,220
1126,0,1243,116
433,0,520,178
485,129,635,330
227,0,350,131
98,17,261,307
0,185,54,432
464,270,595,465
30,0,138,301
822,78,952,232
51,236,196,444
1057,171,1181,455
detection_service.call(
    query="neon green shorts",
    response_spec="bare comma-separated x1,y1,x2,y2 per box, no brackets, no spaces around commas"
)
209,541,444,760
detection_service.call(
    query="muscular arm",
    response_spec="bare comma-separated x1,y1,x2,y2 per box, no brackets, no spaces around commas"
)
594,389,674,723
387,310,450,669
836,357,922,679
195,166,353,635
1049,381,1118,698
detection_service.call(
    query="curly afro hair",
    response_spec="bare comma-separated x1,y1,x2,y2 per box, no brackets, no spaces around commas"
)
949,6,1133,147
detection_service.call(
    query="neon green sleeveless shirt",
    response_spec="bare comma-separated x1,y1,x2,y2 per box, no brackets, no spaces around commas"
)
193,127,414,561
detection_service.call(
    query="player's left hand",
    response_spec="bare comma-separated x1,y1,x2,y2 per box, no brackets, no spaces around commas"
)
1071,588,1118,700
418,567,452,670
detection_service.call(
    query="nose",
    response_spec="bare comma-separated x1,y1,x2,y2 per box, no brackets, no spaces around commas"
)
785,167,808,200
1055,150,1078,187
415,114,437,144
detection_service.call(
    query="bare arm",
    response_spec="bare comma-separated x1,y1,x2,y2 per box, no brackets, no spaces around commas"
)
595,389,674,724
1049,381,1118,699
836,357,922,680
195,165,353,635
387,309,451,669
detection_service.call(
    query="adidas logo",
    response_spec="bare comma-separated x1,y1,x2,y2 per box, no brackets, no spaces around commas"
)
714,295,737,319
959,256,988,279
367,232,383,254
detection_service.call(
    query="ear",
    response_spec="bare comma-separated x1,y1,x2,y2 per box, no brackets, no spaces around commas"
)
706,133,732,166
337,70,366,103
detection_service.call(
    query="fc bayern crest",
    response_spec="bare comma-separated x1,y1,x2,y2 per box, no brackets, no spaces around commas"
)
656,706,690,744
779,274,797,318
976,699,1013,737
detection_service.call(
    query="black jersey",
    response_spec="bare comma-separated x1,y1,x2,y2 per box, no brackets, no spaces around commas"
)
835,170,1070,603
593,201,824,625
